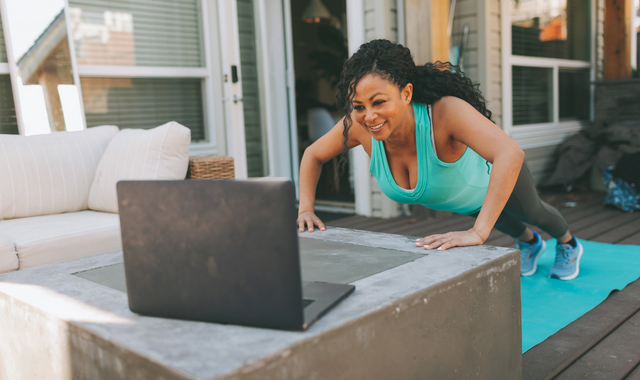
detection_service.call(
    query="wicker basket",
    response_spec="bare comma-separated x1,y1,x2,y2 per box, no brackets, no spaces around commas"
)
187,155,235,179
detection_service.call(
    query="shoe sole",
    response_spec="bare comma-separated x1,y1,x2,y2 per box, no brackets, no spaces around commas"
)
521,240,547,276
550,243,584,280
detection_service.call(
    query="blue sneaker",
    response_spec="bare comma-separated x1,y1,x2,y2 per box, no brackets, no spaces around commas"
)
518,231,546,276
549,238,583,280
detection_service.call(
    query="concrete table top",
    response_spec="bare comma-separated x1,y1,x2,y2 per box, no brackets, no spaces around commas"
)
0,227,521,380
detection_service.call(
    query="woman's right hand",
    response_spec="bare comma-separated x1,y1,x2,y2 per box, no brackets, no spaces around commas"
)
297,211,326,232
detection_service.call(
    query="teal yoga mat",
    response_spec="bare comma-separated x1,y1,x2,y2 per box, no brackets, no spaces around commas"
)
521,239,640,352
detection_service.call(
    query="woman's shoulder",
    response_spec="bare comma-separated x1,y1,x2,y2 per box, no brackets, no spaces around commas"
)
432,96,475,120
433,96,468,109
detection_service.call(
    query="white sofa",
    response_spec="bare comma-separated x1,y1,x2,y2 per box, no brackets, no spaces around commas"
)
0,122,192,273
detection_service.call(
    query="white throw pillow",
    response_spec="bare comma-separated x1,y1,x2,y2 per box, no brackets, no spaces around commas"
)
88,121,191,213
0,126,119,220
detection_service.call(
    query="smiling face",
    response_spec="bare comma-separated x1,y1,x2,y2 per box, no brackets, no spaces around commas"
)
351,73,413,142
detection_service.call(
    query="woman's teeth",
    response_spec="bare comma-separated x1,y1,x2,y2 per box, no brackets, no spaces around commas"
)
370,121,385,131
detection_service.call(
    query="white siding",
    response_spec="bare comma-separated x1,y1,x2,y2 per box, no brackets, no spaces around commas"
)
523,145,558,185
364,0,398,42
451,0,502,126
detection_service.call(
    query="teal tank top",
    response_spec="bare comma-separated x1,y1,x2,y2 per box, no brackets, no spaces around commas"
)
369,102,491,215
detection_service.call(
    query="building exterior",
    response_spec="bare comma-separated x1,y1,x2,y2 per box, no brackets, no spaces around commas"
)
0,0,636,218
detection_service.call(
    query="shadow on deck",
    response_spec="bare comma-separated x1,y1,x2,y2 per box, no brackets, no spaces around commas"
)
324,190,640,380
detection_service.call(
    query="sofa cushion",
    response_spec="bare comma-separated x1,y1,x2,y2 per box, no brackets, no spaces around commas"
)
0,126,119,220
0,211,121,270
0,236,18,274
88,122,191,213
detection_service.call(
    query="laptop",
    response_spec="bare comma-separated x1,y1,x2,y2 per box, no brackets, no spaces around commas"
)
116,178,355,330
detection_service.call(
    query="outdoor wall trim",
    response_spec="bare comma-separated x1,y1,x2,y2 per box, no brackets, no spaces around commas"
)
348,0,372,217
0,0,26,135
500,0,513,137
395,0,405,46
510,56,592,69
63,0,87,131
476,0,489,99
77,65,209,78
200,0,223,155
282,0,301,186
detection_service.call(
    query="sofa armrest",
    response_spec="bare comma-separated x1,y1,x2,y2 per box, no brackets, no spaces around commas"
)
187,155,235,179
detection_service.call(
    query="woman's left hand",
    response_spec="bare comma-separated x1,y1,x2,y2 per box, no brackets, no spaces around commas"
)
415,228,485,251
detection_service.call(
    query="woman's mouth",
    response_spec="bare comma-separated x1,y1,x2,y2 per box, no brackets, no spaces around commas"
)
368,121,386,132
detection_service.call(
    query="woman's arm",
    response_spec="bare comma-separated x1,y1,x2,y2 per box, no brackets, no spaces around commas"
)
297,116,363,232
418,96,525,250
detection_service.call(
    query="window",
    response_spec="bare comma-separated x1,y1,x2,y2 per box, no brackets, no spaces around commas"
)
558,69,590,121
509,0,592,128
512,0,590,61
68,0,208,141
80,78,205,140
512,66,552,125
0,19,18,135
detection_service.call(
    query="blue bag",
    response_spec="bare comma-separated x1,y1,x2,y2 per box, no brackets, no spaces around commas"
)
603,167,640,212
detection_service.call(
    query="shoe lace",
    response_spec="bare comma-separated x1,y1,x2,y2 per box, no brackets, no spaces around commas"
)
555,245,572,267
518,240,537,260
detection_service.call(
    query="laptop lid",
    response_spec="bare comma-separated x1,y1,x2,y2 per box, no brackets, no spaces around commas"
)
117,179,307,329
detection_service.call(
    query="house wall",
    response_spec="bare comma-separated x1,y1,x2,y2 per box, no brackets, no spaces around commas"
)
363,0,403,218
451,0,502,127
364,0,398,41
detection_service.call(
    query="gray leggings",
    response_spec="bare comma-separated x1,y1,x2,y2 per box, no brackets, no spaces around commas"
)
472,161,569,239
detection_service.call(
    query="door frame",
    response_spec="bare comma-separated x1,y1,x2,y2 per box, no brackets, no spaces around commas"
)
216,0,248,179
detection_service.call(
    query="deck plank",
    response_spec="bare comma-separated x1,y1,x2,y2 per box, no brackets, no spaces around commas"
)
577,212,640,241
596,219,640,244
522,280,640,380
625,364,640,380
619,230,640,246
554,309,640,380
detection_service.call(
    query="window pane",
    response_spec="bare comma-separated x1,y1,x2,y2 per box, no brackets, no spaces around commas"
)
69,0,204,67
0,75,19,134
559,69,590,121
80,77,205,141
0,18,8,63
238,0,266,177
513,66,553,125
511,0,590,60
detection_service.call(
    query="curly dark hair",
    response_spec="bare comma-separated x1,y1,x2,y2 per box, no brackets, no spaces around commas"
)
336,39,493,155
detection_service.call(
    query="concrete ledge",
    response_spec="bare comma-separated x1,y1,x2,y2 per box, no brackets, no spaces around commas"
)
0,227,521,379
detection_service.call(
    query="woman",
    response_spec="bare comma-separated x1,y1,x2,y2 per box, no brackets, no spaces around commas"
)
297,39,583,280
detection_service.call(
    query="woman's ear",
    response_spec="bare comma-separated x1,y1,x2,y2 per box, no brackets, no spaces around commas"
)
402,83,413,103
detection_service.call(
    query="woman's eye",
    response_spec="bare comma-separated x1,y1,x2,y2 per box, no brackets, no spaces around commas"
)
373,100,386,106
353,105,364,111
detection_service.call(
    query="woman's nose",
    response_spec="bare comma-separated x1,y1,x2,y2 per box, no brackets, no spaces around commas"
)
364,110,377,124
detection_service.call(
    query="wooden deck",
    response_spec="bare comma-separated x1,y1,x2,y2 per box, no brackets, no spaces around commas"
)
323,190,640,380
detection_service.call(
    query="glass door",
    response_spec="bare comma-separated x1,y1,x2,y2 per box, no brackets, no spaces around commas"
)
290,0,354,206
